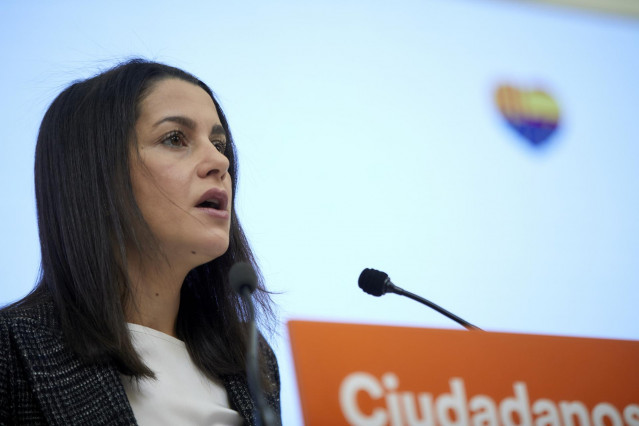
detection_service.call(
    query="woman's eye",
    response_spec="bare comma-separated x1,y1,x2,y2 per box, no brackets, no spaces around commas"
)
213,140,227,154
161,131,187,148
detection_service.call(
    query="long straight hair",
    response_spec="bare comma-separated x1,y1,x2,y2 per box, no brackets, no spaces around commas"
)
16,59,274,381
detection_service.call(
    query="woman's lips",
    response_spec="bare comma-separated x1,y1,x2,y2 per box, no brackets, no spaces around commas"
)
195,205,230,219
195,187,229,219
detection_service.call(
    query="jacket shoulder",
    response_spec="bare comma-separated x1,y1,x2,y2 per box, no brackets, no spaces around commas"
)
0,297,61,349
0,297,136,425
0,297,60,424
1,289,58,324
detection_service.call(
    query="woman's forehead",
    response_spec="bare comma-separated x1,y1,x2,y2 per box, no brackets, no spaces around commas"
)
137,79,221,129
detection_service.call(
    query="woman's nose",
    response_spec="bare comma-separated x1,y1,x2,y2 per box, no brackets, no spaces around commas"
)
198,140,230,180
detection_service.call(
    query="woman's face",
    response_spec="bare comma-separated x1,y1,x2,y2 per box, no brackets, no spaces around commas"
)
131,78,232,270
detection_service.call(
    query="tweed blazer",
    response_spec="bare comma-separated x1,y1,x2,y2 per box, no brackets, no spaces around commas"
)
0,299,281,425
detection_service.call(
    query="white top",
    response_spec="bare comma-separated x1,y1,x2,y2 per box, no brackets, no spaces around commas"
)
119,323,243,426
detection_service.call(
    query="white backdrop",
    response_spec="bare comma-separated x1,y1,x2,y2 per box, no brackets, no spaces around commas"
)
1,1,638,424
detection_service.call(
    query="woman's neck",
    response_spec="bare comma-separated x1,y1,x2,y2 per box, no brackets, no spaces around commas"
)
124,252,189,338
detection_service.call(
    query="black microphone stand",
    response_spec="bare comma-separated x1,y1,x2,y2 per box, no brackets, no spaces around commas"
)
238,286,278,426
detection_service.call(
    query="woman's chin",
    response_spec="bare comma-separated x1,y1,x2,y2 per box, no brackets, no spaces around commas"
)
187,243,230,267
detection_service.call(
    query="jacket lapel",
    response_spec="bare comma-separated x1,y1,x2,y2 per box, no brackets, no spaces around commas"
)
223,373,256,426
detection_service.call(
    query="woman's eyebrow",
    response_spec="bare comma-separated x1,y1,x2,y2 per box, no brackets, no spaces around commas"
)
153,115,196,129
210,124,226,139
152,117,226,139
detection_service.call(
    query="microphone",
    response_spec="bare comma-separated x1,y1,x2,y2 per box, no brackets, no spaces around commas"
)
358,268,482,331
229,262,277,426
230,261,258,296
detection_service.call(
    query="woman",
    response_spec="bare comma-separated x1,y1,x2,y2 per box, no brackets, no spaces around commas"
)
0,59,280,425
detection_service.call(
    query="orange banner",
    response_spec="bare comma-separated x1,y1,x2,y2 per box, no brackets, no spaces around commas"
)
288,321,639,426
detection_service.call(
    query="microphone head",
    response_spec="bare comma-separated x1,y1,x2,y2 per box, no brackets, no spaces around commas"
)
229,262,258,295
358,268,390,297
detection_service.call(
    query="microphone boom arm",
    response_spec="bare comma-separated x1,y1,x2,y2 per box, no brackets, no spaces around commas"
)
388,283,482,331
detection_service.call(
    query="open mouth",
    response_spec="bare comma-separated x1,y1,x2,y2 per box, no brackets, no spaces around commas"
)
195,188,228,213
197,199,222,210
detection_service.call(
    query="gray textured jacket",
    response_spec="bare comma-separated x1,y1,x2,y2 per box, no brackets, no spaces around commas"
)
0,299,281,425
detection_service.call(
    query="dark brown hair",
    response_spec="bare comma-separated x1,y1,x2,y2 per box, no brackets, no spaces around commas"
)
18,59,274,381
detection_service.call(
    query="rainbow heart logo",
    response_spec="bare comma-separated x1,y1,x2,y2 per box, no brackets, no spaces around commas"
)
495,85,560,147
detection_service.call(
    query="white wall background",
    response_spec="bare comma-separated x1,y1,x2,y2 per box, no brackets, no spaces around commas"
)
1,1,638,424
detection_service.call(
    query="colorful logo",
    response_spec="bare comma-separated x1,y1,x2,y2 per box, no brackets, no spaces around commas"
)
495,85,560,147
